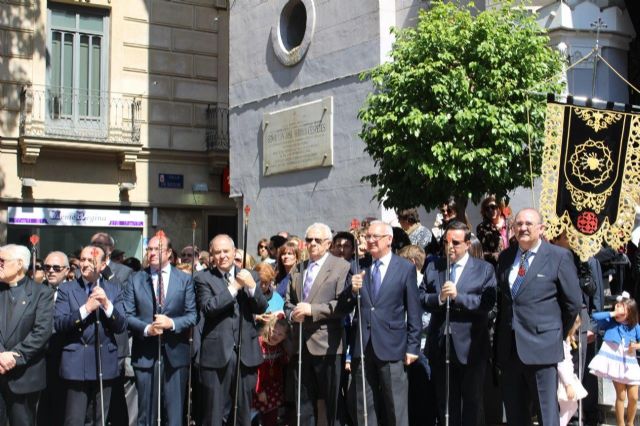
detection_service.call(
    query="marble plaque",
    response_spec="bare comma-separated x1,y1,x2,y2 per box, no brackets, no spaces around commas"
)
262,97,333,175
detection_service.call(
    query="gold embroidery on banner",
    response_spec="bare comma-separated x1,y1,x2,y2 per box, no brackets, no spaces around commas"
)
541,108,640,261
574,107,623,132
569,139,613,186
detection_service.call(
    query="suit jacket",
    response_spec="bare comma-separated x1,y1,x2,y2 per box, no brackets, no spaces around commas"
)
284,254,351,356
54,277,127,381
420,255,496,365
103,261,133,360
345,254,422,362
195,268,267,369
495,241,582,366
124,267,196,369
0,277,53,394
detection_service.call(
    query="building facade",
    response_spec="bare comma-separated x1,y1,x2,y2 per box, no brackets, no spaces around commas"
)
0,0,233,257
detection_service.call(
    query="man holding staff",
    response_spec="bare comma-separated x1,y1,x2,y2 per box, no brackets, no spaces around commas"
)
54,245,126,426
420,221,496,425
195,234,267,426
285,223,352,426
346,220,421,426
124,233,196,426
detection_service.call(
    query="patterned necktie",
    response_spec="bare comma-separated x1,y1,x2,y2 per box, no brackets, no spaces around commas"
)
302,262,317,301
371,260,382,300
511,251,531,298
449,263,458,283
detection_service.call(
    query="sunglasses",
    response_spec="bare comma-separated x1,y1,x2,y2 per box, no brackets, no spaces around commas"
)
44,264,68,272
486,204,499,211
258,245,268,249
305,237,327,244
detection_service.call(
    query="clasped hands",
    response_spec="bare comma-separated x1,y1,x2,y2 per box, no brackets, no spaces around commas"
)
0,351,20,374
84,286,110,313
229,269,257,292
147,314,173,336
439,281,457,303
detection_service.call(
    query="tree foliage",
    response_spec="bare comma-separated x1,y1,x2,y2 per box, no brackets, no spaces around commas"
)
358,1,564,211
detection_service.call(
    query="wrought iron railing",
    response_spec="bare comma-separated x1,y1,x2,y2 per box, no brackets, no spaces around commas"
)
206,103,229,151
19,85,141,144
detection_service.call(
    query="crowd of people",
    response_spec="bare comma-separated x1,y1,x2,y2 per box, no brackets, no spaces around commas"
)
1,197,640,426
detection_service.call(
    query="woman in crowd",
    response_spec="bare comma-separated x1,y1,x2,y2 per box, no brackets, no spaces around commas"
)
275,241,301,298
397,208,433,250
476,195,511,265
257,238,271,261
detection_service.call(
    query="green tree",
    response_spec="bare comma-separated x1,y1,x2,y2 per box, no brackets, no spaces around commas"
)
358,1,564,214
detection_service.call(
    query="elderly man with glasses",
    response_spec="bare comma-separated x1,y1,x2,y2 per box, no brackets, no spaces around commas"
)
284,222,352,426
0,244,54,426
37,251,70,426
344,220,422,426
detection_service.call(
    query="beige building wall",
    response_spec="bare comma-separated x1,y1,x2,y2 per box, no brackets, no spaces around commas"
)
0,0,234,251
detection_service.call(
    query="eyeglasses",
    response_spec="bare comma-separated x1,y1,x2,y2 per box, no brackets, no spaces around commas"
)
447,239,465,246
364,234,390,242
514,221,539,228
258,245,268,250
44,264,68,273
440,208,452,215
305,237,328,244
35,265,43,271
487,204,499,210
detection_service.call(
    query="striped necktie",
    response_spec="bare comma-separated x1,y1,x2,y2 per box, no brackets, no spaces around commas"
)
511,251,531,298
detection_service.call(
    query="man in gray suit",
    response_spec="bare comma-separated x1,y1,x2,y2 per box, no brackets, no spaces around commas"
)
495,208,582,426
285,223,352,426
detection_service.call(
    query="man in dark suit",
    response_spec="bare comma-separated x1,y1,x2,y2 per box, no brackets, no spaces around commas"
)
285,223,352,426
495,208,582,426
345,221,421,426
195,234,267,426
37,251,70,426
420,221,497,425
124,234,196,426
90,232,135,426
0,244,53,426
54,245,127,426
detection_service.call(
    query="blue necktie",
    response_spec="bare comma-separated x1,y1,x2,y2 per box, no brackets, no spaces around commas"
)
371,260,382,300
303,262,317,301
449,263,458,283
511,251,531,298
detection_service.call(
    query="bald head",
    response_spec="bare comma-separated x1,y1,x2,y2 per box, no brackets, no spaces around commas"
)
513,208,545,251
44,251,69,286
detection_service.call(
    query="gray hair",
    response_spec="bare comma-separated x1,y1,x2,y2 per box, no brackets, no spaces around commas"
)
1,244,31,272
210,234,236,250
369,220,393,236
45,251,70,267
305,223,332,240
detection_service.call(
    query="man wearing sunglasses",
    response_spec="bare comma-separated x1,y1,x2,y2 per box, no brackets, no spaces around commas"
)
420,221,497,426
285,223,352,426
37,251,70,426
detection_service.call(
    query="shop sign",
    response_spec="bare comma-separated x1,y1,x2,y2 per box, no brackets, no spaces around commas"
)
8,207,145,228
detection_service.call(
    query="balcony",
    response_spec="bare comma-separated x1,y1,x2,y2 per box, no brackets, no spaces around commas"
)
19,85,143,169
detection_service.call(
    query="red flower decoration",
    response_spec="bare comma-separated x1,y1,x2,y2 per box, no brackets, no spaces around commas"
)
29,235,40,246
576,211,598,235
350,219,360,230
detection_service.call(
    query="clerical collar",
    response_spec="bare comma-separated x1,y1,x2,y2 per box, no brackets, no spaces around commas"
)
5,275,28,288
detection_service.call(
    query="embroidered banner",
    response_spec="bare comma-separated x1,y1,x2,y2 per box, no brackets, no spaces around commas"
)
540,101,640,261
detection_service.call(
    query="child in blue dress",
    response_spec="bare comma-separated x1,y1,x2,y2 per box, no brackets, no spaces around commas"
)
588,291,640,426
